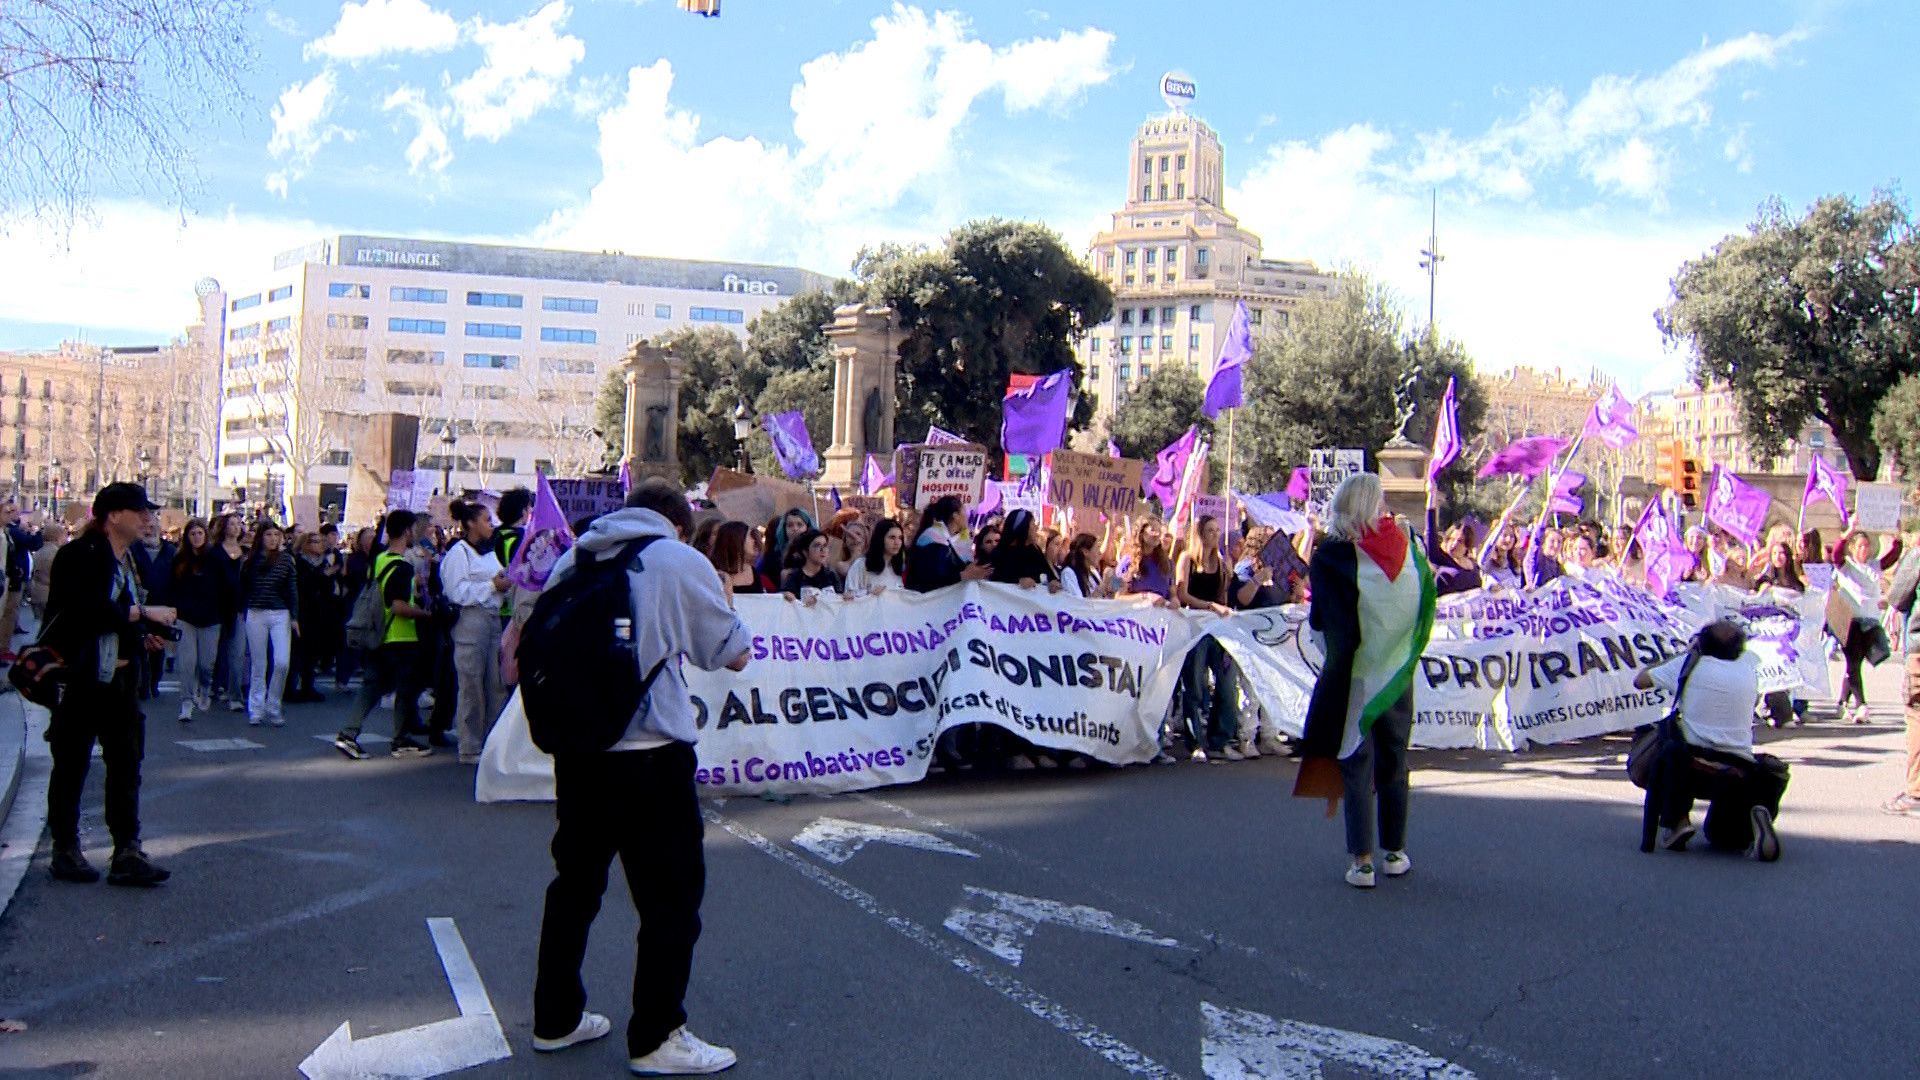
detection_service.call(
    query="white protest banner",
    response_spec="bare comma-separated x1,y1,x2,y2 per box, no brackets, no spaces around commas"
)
1670,582,1832,696
1307,448,1363,518
1853,482,1905,533
915,445,989,510
548,478,626,522
1047,450,1146,519
477,585,1196,801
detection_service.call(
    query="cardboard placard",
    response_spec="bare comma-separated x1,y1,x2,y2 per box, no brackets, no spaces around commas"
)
291,494,321,533
388,469,415,513
1853,482,1905,533
1046,450,1145,519
61,503,88,528
892,445,922,510
547,478,625,523
914,445,989,510
839,494,889,532
708,468,818,525
428,494,456,530
1307,448,1365,518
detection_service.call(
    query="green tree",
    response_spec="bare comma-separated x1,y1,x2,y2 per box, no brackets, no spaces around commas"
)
1102,364,1213,461
860,219,1112,459
1657,192,1920,479
1873,373,1920,484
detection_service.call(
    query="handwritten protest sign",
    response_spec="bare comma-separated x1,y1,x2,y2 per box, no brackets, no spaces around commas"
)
547,478,626,522
1047,450,1144,519
914,445,989,510
291,494,321,532
1854,482,1905,533
892,445,921,509
1307,448,1364,518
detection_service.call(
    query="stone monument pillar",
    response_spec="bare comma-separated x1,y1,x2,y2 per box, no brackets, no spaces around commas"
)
620,338,686,484
1376,437,1432,521
821,303,897,488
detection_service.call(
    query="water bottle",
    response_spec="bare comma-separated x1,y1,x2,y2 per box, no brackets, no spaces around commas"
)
613,617,633,642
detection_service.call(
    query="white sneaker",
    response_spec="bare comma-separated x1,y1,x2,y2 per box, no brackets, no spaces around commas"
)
1220,746,1246,762
630,1027,736,1075
1381,850,1412,877
1239,743,1262,759
177,702,194,723
227,700,246,713
1345,862,1377,889
1188,748,1209,764
533,1011,611,1053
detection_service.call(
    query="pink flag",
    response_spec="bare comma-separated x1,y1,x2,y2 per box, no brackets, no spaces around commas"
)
1582,384,1639,450
1705,466,1770,547
1478,436,1568,481
1285,466,1311,503
1634,497,1694,598
1801,456,1850,528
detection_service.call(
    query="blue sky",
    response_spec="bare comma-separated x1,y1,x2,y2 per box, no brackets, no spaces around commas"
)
4,0,1912,393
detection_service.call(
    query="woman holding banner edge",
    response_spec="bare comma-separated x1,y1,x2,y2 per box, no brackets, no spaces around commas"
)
1173,515,1242,763
1298,473,1437,890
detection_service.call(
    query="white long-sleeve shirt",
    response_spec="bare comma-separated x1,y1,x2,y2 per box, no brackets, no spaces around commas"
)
440,539,505,609
843,559,903,596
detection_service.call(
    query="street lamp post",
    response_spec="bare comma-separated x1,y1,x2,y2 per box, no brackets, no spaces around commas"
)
440,426,457,495
137,448,152,495
731,399,754,475
48,457,61,515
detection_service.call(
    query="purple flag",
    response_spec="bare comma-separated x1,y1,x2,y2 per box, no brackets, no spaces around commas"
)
926,425,967,446
1146,426,1199,511
1802,457,1850,528
860,454,892,496
762,411,820,479
1582,384,1639,450
1001,369,1074,456
1285,467,1311,503
1106,440,1121,459
829,486,844,511
1706,466,1771,547
1549,470,1585,516
505,472,575,591
1478,436,1568,480
1633,497,1693,599
1428,376,1460,480
616,458,632,495
1202,301,1251,419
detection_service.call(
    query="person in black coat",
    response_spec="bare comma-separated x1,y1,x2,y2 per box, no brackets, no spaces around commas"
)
42,484,178,887
905,497,989,593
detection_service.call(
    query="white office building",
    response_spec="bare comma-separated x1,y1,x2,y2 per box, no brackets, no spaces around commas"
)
213,234,834,510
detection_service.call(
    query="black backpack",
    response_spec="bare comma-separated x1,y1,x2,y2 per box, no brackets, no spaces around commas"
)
518,536,669,756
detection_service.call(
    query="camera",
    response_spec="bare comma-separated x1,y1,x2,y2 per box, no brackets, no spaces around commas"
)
141,620,182,643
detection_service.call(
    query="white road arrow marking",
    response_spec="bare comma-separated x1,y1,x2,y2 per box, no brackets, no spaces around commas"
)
299,918,511,1080
792,817,979,865
1200,1001,1475,1080
943,886,1187,966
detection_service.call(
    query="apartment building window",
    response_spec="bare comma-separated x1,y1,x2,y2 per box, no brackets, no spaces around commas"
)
1104,252,1116,270
464,385,512,400
1176,183,1185,199
467,291,524,308
1140,185,1151,201
1120,310,1132,325
1190,304,1203,320
465,321,522,339
324,346,368,362
1124,249,1137,266
1141,159,1151,175
268,285,293,302
266,317,291,333
1145,249,1156,265
1158,155,1168,171
1161,335,1173,350
1159,185,1168,200
231,294,261,312
463,352,519,370
324,377,368,394
542,296,598,314
386,348,446,366
540,327,597,344
540,357,596,375
1277,310,1289,327
328,282,370,299
323,450,352,467
1119,336,1132,352
1090,364,1102,381
1089,337,1101,354
654,304,672,319
1161,306,1176,323
228,323,259,341
384,380,441,397
1145,274,1155,284
391,318,447,334
1249,309,1263,325
1119,364,1132,381
1195,248,1210,276
1140,307,1153,325
328,314,370,330
1163,248,1178,266
1140,364,1153,380
391,286,448,303
689,307,744,324
1176,154,1186,170
1189,333,1201,349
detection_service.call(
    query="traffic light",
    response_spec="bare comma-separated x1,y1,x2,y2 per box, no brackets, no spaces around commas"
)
1678,458,1702,509
677,0,721,15
1653,440,1684,493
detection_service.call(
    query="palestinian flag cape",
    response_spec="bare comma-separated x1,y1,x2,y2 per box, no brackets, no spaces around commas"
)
1301,522,1437,761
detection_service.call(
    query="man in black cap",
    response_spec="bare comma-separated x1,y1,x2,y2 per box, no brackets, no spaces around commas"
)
43,483,178,886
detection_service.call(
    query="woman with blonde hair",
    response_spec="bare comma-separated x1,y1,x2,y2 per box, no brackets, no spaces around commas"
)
1299,473,1436,889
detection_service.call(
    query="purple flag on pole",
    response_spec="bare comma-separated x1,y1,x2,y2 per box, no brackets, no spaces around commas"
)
1285,466,1311,503
926,425,967,446
1106,440,1121,459
1549,470,1585,516
616,458,632,495
1477,436,1569,480
1705,466,1771,547
860,454,892,495
1802,457,1850,527
1428,376,1460,480
505,472,575,591
762,411,820,479
1633,497,1693,599
1146,426,1199,511
1001,369,1074,456
1582,384,1639,450
1202,301,1252,419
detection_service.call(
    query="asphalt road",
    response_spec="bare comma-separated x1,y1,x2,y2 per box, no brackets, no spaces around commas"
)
0,661,1915,1080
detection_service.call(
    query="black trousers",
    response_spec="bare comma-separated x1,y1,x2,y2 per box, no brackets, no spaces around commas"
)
46,671,145,850
1658,745,1790,850
533,743,706,1058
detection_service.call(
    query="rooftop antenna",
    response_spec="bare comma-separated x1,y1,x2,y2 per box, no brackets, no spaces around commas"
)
1418,189,1444,331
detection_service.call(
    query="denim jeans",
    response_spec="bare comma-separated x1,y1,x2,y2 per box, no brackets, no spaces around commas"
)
1338,694,1412,857
1180,638,1240,752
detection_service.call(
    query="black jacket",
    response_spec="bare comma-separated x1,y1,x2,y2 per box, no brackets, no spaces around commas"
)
42,527,141,686
132,540,176,606
170,551,234,629
7,523,44,589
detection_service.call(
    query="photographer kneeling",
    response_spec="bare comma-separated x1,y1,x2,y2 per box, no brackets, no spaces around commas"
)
1633,619,1788,862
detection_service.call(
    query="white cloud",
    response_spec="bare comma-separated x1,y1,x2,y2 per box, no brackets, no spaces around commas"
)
306,0,460,63
383,86,453,176
447,0,587,141
265,70,348,197
1227,32,1803,394
264,10,300,35
544,4,1117,269
1723,125,1755,173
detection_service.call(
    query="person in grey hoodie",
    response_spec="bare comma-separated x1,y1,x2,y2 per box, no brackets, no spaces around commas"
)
530,479,751,1077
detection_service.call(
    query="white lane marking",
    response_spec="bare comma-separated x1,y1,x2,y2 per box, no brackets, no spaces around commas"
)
943,885,1189,967
792,816,979,865
707,808,1184,1079
299,917,511,1080
1201,1001,1476,1080
311,734,393,744
176,738,266,752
